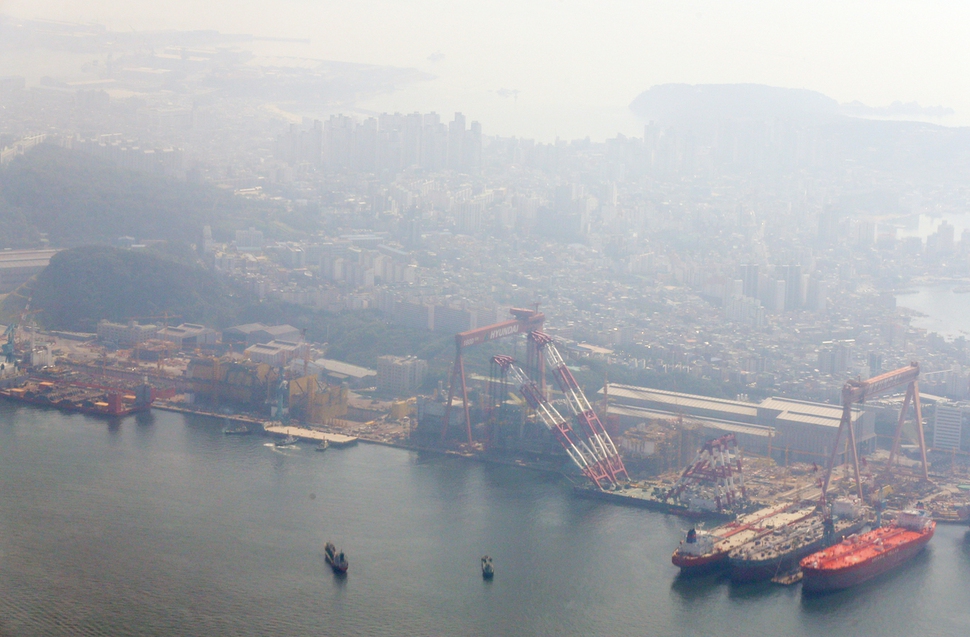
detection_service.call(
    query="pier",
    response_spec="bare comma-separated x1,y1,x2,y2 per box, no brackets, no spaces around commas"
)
263,423,358,447
153,401,359,446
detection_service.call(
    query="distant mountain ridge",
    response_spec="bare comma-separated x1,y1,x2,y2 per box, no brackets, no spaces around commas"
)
627,83,970,180
630,83,841,124
630,83,953,125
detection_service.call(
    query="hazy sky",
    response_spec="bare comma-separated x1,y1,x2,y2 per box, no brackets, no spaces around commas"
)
4,1,968,140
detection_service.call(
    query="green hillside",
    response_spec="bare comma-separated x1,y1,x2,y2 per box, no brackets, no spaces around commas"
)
25,246,244,332
10,246,452,380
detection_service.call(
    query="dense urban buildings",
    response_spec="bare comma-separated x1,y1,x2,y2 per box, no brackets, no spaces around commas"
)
2,18,970,451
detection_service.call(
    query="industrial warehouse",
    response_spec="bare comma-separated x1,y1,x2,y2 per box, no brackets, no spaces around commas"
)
603,384,875,463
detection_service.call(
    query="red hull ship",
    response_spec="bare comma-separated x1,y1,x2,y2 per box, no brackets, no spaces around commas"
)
800,510,935,593
672,503,815,574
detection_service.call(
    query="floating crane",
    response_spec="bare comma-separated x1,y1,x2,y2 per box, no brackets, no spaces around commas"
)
444,309,628,489
529,331,628,483
491,355,615,489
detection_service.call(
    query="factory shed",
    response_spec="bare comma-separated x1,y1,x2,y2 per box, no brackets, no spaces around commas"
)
604,384,874,463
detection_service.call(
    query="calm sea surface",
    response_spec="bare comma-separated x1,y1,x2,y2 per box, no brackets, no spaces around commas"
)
896,286,970,340
1,404,969,637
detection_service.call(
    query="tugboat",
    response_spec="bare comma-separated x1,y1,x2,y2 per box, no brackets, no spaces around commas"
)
222,419,250,435
315,439,329,452
325,542,349,574
481,555,494,579
275,433,298,447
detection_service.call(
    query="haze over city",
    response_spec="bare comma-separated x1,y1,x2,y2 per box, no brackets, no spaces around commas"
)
3,0,967,139
2,2,970,636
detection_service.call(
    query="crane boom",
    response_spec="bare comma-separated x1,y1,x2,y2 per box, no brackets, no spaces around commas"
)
529,331,629,483
843,362,919,403
494,356,615,489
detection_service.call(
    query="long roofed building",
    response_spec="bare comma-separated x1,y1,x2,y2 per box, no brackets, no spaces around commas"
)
603,383,874,463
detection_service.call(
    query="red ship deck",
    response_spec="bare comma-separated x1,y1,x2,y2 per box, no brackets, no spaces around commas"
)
800,516,935,592
802,524,932,572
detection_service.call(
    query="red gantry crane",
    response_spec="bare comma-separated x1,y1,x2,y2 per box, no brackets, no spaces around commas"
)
443,309,628,489
819,362,928,507
443,308,545,444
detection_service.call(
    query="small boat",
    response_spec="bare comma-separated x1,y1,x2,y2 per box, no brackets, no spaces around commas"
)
315,439,329,452
481,555,494,579
771,569,803,586
223,423,250,435
325,542,349,574
275,434,298,447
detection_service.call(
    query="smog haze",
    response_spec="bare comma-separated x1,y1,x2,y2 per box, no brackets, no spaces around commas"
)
4,0,967,140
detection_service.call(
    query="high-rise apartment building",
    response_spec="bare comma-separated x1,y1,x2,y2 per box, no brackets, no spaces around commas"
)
932,403,963,450
377,355,428,395
739,264,759,298
235,227,264,251
319,112,481,174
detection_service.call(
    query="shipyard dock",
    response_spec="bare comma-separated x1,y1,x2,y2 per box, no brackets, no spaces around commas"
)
153,402,359,447
262,424,358,447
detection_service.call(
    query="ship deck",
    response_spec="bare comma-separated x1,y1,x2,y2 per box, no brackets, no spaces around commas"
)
715,506,816,552
729,514,863,563
803,525,932,570
714,503,804,538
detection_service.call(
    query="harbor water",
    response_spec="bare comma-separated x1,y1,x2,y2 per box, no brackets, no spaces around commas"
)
896,285,970,340
1,404,969,636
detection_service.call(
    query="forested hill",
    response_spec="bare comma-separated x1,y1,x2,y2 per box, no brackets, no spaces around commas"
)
27,246,245,332
0,145,272,248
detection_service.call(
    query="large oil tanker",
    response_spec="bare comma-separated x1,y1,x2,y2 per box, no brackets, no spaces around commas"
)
0,376,155,417
672,503,816,574
800,510,935,593
727,498,868,583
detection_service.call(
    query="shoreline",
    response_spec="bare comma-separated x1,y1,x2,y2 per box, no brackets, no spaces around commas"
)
894,284,970,339
152,400,566,475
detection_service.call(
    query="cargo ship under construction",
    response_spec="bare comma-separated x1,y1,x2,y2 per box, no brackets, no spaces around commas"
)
800,510,935,593
0,376,155,417
727,498,869,582
672,503,817,574
575,484,739,520
587,433,752,522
